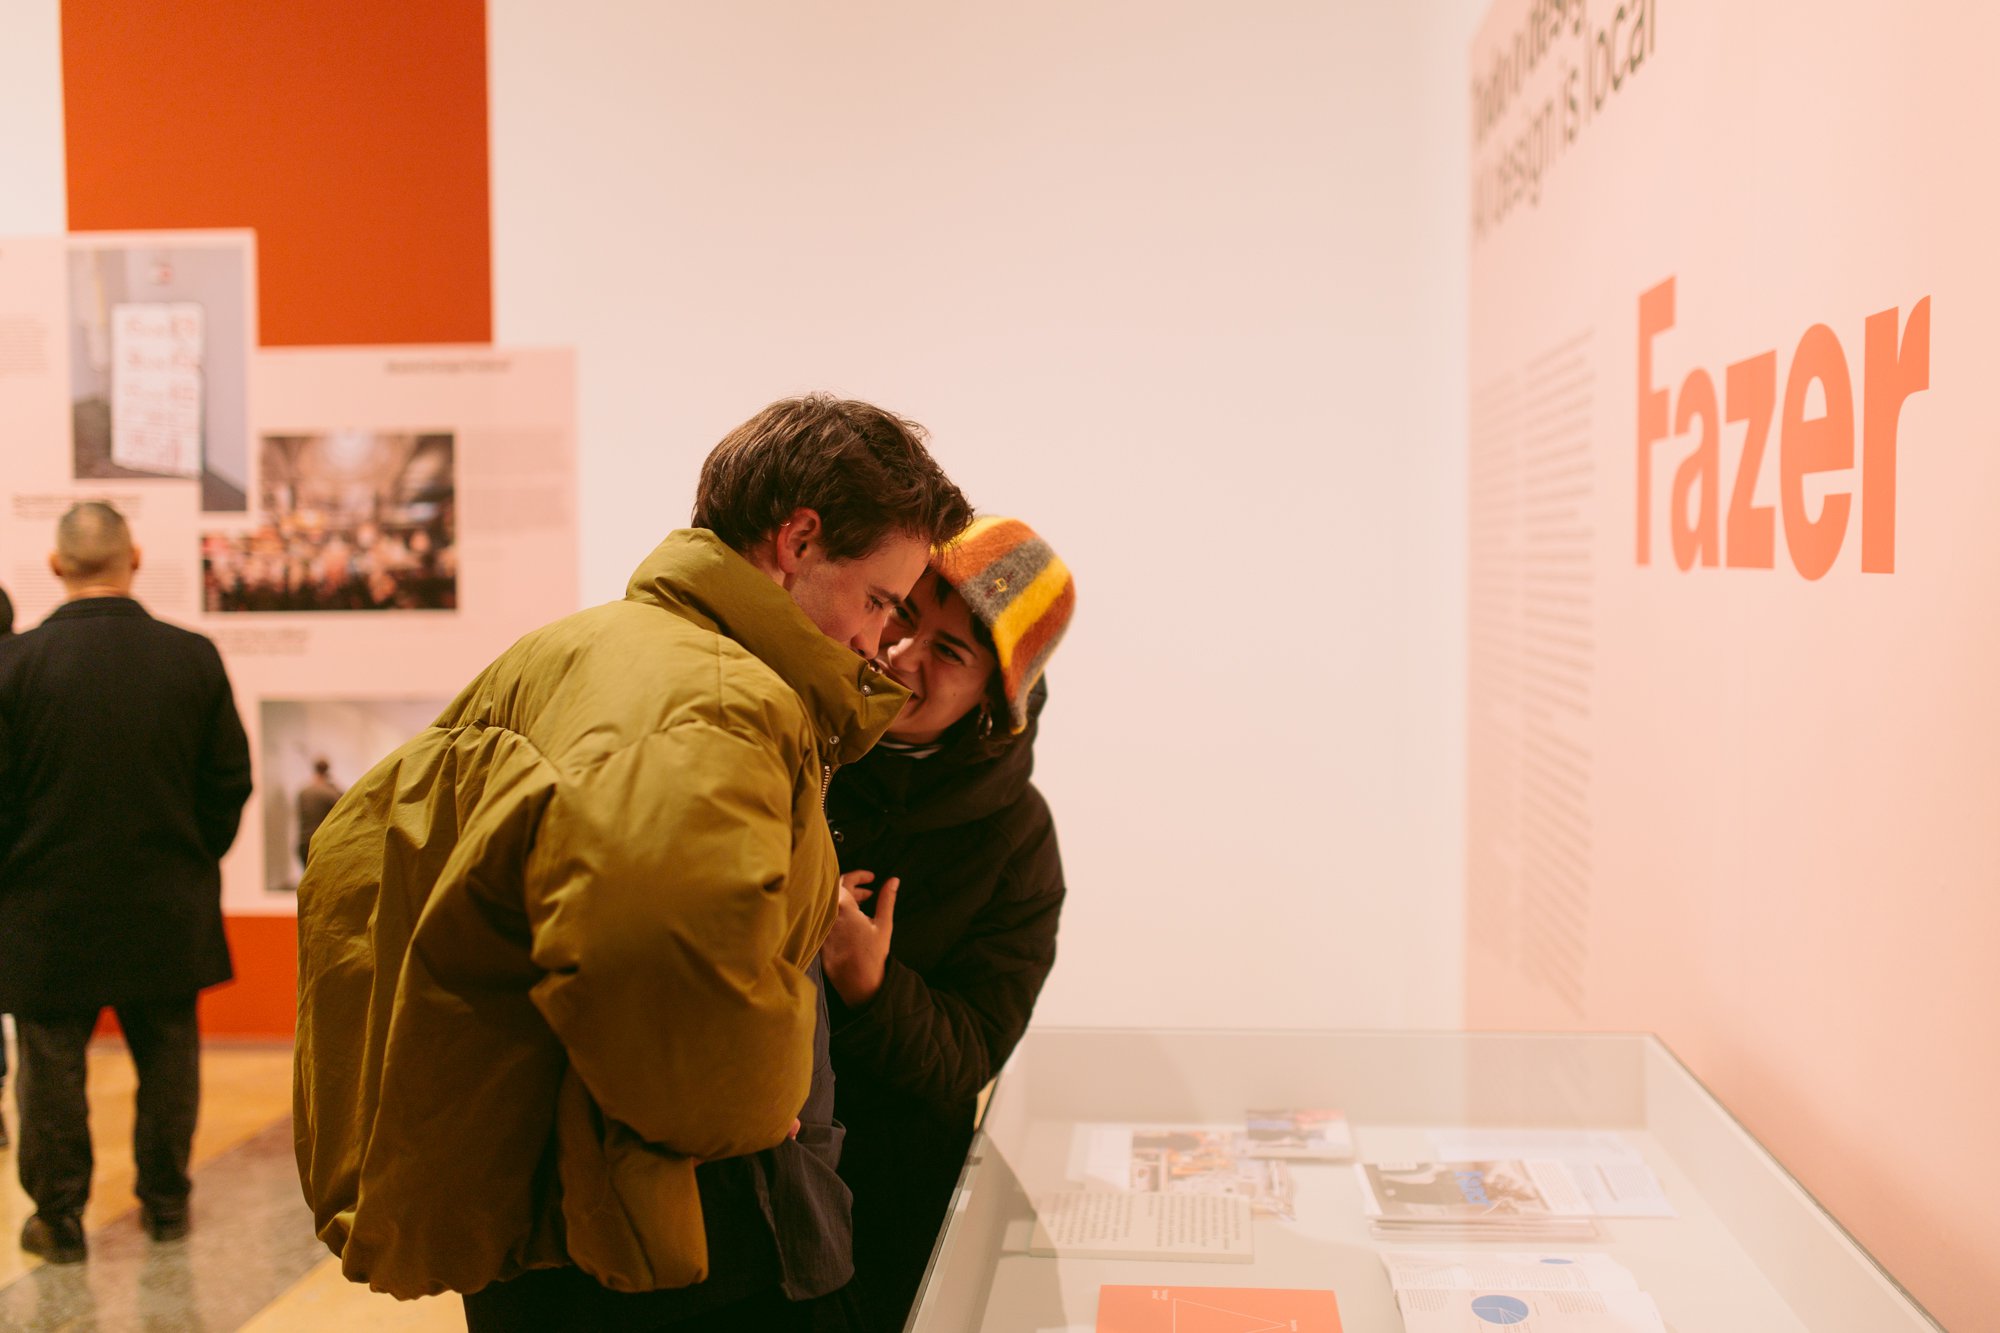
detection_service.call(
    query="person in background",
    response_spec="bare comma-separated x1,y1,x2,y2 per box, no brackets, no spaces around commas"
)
293,394,971,1331
0,504,253,1264
0,579,12,1150
293,757,343,882
820,516,1076,1330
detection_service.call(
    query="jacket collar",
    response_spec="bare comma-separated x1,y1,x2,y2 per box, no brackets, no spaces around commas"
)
624,529,909,763
832,678,1047,833
43,595,148,624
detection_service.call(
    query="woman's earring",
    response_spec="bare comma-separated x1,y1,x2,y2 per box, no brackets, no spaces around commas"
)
977,709,994,740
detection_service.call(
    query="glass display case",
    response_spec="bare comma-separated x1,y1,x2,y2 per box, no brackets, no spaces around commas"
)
908,1029,1940,1331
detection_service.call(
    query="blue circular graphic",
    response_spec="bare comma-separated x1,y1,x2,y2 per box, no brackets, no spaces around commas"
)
1471,1294,1534,1325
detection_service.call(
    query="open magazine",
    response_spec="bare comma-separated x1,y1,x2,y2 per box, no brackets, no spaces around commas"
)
1131,1127,1297,1220
1073,1123,1297,1220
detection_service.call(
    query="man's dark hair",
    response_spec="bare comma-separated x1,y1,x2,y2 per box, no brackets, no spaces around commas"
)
693,394,973,560
0,582,13,637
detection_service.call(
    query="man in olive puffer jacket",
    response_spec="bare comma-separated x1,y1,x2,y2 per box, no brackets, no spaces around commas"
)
293,395,969,1329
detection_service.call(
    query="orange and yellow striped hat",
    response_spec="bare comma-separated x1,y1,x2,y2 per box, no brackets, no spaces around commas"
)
932,516,1076,734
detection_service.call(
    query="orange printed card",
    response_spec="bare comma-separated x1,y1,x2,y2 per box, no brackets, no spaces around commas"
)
1097,1284,1342,1333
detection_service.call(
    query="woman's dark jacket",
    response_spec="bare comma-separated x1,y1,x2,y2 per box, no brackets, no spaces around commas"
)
826,685,1065,1328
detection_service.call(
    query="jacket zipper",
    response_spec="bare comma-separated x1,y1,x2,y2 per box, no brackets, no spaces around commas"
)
820,762,832,810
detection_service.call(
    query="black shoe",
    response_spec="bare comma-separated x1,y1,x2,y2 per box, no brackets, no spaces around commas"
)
140,1209,190,1243
20,1213,87,1264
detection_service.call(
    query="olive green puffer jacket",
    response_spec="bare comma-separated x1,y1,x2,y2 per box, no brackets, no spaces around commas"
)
293,530,906,1299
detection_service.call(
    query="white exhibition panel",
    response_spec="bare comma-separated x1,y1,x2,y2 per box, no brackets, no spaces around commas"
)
0,229,580,915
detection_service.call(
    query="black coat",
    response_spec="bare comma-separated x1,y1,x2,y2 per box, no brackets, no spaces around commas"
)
0,597,251,1014
826,684,1066,1330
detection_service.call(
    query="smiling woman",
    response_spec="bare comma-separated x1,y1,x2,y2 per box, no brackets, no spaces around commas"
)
876,570,1000,745
819,516,1077,1332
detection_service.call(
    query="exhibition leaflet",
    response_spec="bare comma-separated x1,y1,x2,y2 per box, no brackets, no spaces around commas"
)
1378,1251,1641,1293
1393,1288,1668,1332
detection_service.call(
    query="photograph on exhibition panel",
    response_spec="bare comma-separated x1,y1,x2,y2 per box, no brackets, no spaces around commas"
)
68,238,252,511
202,430,458,613
259,697,448,893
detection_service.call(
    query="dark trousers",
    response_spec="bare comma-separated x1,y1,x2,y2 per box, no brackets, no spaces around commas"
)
838,1114,969,1332
463,1272,856,1333
15,997,201,1221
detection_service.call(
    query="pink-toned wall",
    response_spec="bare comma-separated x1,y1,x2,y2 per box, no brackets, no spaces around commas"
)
1466,3,1996,1327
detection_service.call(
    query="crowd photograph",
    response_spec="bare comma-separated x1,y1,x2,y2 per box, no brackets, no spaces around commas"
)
200,432,457,613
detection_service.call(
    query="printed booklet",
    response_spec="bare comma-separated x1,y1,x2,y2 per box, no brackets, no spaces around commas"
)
1356,1160,1605,1241
1097,1284,1342,1333
1419,1132,1675,1218
1029,1191,1255,1263
1358,1159,1669,1221
1360,1160,1581,1219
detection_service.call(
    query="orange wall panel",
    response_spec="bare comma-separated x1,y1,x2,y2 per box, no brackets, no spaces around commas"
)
91,916,297,1041
61,0,491,346
202,916,298,1039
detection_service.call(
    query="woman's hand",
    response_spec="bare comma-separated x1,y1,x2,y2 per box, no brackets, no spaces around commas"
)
822,868,899,1006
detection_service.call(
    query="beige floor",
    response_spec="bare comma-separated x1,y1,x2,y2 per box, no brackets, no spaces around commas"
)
239,1257,464,1331
0,1037,464,1329
0,1040,293,1287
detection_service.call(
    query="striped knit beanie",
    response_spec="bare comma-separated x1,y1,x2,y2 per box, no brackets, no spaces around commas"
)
932,516,1076,734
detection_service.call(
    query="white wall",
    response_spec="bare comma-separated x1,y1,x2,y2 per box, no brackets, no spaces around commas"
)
0,0,65,641
0,0,64,236
490,0,1476,1029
